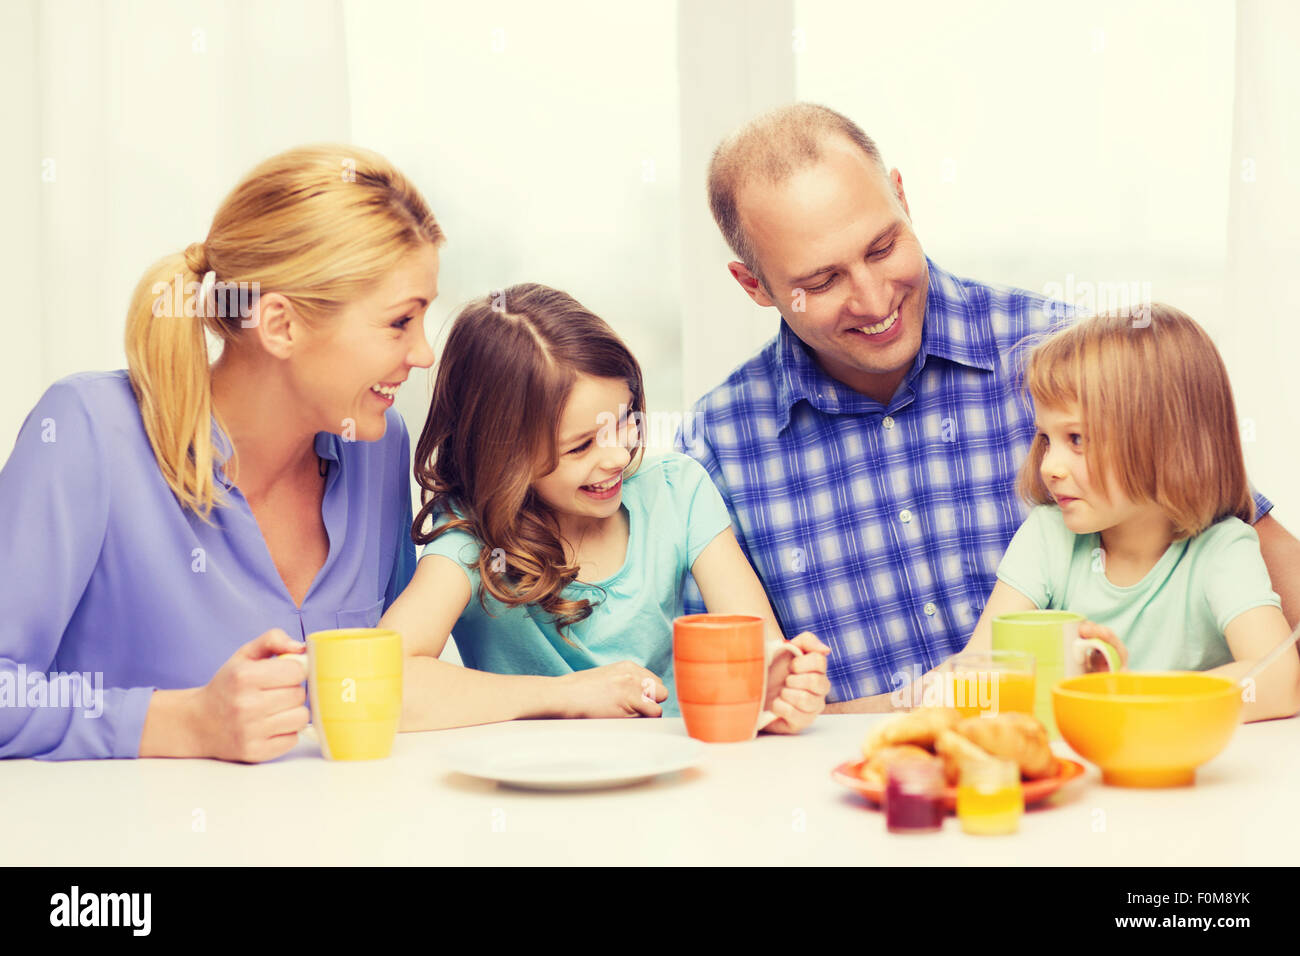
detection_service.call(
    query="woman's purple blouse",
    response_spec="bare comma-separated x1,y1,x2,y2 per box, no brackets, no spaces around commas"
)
0,371,416,760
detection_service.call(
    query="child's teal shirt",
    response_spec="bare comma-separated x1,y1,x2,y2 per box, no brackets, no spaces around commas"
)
996,505,1281,671
420,452,734,715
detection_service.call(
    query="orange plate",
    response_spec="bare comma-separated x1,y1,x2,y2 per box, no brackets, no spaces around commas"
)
830,758,1086,812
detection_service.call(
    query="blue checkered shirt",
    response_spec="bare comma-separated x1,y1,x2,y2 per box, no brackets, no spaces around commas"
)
676,258,1272,703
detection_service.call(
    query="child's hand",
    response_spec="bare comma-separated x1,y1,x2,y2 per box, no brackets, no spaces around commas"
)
1079,620,1129,670
558,662,668,718
762,632,832,734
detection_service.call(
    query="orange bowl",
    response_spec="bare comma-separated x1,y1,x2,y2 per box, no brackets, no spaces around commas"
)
1052,672,1242,787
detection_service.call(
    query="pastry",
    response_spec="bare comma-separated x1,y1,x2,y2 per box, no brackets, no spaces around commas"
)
933,729,994,785
861,707,962,759
953,713,1057,780
858,744,938,786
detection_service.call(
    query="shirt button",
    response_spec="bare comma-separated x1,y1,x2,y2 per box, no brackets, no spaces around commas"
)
882,416,895,430
923,602,937,617
899,508,913,524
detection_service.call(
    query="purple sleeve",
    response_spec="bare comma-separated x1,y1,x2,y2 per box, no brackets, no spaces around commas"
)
383,415,416,611
0,383,155,759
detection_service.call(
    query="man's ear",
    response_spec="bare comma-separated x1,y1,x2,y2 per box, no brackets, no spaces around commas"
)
727,261,775,308
890,168,912,220
248,292,298,360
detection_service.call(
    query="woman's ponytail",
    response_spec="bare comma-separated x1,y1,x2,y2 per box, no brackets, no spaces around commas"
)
124,243,225,519
123,144,444,520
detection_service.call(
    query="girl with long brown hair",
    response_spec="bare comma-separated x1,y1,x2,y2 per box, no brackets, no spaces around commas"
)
968,305,1300,721
379,283,832,729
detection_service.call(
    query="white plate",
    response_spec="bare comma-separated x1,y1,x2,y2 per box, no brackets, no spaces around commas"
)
441,732,704,790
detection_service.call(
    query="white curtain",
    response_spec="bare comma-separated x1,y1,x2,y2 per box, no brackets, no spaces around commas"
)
1224,0,1300,524
6,0,1298,517
2,0,351,452
342,0,682,445
685,0,1298,518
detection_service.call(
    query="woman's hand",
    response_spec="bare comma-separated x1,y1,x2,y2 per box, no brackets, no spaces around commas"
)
1079,620,1129,671
188,628,311,762
762,631,832,734
555,661,669,718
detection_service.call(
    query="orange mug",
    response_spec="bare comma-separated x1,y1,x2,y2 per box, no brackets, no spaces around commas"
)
673,614,803,742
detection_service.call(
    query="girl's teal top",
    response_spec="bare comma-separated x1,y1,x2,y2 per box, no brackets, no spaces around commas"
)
420,452,734,714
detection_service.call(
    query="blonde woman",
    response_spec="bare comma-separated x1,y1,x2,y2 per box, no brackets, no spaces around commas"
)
0,145,441,761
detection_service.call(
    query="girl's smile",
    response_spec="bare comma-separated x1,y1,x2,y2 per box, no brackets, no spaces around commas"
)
532,374,640,538
580,474,623,499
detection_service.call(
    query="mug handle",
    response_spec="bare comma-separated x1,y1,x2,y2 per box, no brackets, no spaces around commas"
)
1074,638,1121,674
276,651,312,730
277,650,310,676
757,641,805,731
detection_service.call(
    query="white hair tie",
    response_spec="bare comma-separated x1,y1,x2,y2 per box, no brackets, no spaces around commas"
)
198,270,217,315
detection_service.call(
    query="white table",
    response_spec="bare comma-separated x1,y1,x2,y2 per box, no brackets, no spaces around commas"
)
4,714,1296,865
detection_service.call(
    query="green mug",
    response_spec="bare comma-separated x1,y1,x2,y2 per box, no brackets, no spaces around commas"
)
992,610,1120,739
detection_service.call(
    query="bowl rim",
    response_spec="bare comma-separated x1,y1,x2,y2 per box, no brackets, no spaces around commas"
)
1052,670,1240,704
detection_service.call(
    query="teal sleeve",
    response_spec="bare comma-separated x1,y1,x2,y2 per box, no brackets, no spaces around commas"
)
675,422,745,616
995,505,1060,609
1200,519,1281,632
419,521,485,593
666,453,735,568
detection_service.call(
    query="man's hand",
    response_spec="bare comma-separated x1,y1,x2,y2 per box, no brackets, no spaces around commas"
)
762,632,831,733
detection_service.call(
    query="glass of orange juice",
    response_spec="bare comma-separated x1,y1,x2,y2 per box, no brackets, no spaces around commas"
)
957,757,1024,834
942,650,1035,718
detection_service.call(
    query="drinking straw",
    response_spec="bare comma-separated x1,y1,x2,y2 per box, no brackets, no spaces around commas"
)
1240,618,1300,685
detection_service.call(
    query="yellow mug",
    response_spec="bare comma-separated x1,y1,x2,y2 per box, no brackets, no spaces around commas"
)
280,628,403,760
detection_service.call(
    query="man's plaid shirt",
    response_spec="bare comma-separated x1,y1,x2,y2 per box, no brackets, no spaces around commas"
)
677,258,1271,702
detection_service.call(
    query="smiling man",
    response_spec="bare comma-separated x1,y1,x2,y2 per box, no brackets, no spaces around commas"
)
675,102,1300,711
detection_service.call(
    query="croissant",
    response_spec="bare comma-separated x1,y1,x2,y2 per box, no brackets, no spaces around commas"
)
953,713,1057,780
861,707,962,759
933,729,994,785
858,744,938,786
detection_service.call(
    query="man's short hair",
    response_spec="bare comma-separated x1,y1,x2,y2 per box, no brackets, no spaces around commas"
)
707,103,887,288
